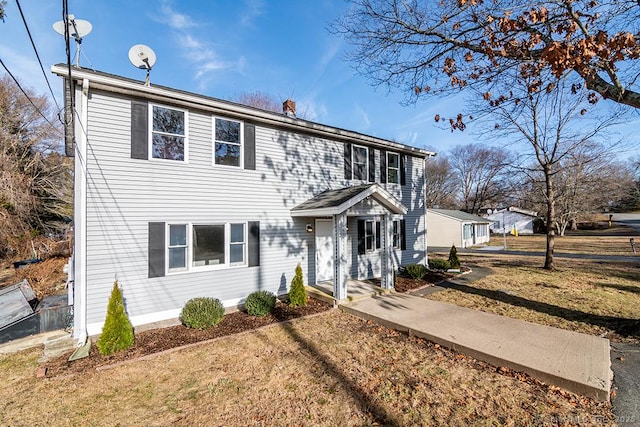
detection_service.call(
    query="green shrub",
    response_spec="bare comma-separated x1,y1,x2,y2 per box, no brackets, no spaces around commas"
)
245,290,277,316
97,280,134,356
181,297,225,329
448,244,461,269
404,263,427,279
428,258,451,271
289,264,308,307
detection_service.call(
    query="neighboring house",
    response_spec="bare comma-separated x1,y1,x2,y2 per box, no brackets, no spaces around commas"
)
426,209,491,248
53,65,434,343
485,207,538,235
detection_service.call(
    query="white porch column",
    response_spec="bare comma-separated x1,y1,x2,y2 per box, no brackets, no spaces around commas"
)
381,213,394,289
333,212,348,300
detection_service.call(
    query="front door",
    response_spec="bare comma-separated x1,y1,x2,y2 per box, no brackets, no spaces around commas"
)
315,219,334,282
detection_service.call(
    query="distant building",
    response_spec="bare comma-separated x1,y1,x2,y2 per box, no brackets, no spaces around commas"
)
426,209,491,248
485,207,538,235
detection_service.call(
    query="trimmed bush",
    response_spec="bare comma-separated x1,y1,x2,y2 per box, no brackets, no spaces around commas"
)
245,290,277,316
97,280,134,356
448,244,461,269
181,297,225,329
428,258,451,271
289,263,308,307
404,263,427,279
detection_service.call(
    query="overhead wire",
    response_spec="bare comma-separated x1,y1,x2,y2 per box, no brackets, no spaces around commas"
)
14,0,63,122
0,57,62,132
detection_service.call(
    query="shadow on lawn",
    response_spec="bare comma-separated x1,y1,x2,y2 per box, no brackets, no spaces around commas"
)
440,280,640,340
270,311,401,426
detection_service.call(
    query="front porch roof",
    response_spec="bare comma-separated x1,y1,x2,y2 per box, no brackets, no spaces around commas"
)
290,184,407,217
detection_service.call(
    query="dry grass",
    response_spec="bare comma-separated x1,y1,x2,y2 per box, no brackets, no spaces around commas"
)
429,237,640,343
0,311,613,426
485,225,639,256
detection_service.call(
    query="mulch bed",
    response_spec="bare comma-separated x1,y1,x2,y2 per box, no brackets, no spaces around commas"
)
394,270,453,293
43,297,331,378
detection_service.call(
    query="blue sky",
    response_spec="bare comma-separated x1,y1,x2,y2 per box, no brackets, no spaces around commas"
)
1,0,638,158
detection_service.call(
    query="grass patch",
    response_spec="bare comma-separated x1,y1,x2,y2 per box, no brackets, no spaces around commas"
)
486,225,639,256
427,251,640,343
0,311,612,425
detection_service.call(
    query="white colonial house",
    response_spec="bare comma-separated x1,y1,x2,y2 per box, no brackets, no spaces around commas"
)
53,65,434,343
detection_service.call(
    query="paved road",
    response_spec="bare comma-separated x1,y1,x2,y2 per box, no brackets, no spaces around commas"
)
612,213,640,234
428,246,640,263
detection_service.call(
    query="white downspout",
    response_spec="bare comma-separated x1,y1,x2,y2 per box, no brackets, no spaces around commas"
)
73,77,90,345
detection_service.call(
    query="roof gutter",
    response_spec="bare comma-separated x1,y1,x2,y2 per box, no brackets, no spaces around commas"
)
51,65,436,158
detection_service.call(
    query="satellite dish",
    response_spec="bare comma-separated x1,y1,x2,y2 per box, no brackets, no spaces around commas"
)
487,209,493,215
53,15,92,67
128,45,156,86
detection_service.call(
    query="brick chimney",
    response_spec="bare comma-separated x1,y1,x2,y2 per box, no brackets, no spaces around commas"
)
283,99,296,117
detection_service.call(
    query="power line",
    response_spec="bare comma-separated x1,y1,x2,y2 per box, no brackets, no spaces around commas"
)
0,57,62,133
14,0,63,121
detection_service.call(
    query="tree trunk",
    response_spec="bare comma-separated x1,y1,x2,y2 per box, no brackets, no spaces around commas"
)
544,166,555,270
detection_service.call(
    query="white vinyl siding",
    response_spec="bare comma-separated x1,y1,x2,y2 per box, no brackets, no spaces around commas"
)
80,89,427,332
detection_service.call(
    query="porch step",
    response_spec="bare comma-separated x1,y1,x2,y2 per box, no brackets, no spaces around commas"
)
305,282,392,306
305,286,337,306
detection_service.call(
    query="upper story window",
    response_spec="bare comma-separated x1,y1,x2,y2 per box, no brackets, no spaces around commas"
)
352,145,368,181
214,118,243,167
387,152,400,184
151,105,186,161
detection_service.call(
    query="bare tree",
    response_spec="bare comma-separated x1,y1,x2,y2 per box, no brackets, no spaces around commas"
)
448,144,511,214
0,75,71,258
482,70,622,269
232,91,312,120
233,91,283,113
554,155,634,235
425,154,457,209
334,0,640,119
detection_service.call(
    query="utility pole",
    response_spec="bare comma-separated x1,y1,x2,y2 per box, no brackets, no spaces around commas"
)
502,210,507,250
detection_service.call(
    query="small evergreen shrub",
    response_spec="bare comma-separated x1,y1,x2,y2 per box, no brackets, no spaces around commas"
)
428,258,451,271
181,297,225,329
97,280,134,356
289,263,308,307
404,263,427,279
245,290,276,316
448,244,461,269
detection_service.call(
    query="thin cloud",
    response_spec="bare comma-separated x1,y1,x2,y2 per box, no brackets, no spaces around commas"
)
240,0,265,27
355,104,371,129
154,1,196,30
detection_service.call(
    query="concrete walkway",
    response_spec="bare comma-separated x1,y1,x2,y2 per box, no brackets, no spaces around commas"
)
341,293,612,402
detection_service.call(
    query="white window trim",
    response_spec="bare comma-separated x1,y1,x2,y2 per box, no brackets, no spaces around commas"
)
213,116,244,168
352,144,369,181
166,222,248,275
364,219,376,252
387,152,400,184
148,103,189,163
167,224,188,273
392,219,401,249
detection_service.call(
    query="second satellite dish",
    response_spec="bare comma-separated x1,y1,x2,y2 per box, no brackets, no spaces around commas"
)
129,45,157,86
129,45,156,70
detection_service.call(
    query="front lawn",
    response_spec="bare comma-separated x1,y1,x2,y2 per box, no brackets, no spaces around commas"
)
0,310,613,426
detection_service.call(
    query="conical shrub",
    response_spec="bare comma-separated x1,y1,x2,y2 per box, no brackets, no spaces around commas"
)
448,244,461,269
96,280,134,355
289,264,307,307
